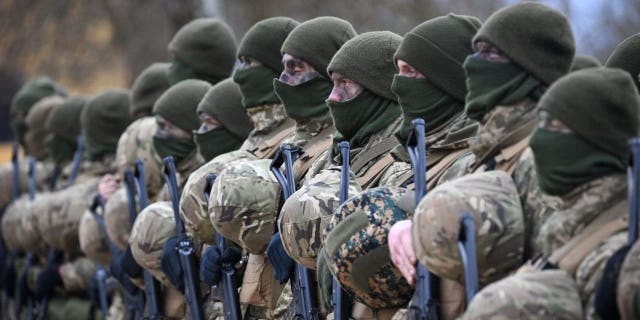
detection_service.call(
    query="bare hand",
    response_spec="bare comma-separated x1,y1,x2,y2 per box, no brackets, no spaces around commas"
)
388,219,417,285
98,174,121,202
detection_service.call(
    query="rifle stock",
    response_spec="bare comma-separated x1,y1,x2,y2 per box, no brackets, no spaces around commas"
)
163,156,204,320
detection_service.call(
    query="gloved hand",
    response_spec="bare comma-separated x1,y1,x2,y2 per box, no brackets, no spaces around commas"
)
16,267,31,307
200,245,242,286
35,262,62,300
121,245,143,280
266,233,294,284
160,234,185,292
595,245,629,320
316,252,333,313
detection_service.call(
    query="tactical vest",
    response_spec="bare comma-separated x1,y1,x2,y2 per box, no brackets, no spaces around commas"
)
292,126,334,183
247,118,296,159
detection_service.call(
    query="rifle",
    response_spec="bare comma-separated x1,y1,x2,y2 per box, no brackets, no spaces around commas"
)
15,158,37,320
163,156,204,320
405,118,439,320
270,144,321,320
332,141,353,320
38,135,85,319
89,195,112,317
123,160,163,319
203,173,242,320
628,138,640,245
457,213,478,303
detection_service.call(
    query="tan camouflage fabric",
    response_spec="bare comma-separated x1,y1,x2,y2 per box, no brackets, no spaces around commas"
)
129,201,176,286
209,159,282,254
0,159,56,210
288,111,334,149
59,257,98,292
240,103,290,152
439,99,537,181
38,177,100,252
279,167,362,269
511,148,563,259
180,150,257,244
461,269,583,320
79,209,111,266
24,96,64,159
19,193,50,255
1,195,31,252
116,117,164,197
618,239,640,320
322,186,413,308
104,187,132,251
413,170,524,286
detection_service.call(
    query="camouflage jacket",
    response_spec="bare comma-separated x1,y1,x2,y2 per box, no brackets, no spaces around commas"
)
536,174,627,319
0,158,56,209
439,98,538,183
378,113,478,188
305,116,404,189
240,103,296,159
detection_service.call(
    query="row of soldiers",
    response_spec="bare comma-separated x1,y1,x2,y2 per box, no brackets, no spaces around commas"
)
2,1,640,319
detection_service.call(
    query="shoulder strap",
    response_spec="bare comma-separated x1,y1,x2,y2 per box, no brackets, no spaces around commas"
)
495,136,531,175
252,120,296,159
357,153,395,189
293,128,334,182
472,119,536,173
546,200,628,276
351,137,399,174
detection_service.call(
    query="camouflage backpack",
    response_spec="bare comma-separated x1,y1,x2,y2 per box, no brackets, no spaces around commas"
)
104,187,133,251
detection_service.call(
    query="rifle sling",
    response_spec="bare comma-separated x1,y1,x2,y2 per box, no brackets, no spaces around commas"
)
250,119,296,159
472,119,536,174
351,136,398,174
293,127,334,182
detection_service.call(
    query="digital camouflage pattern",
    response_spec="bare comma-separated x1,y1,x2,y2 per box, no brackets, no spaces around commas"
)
413,170,524,286
322,186,413,308
115,116,164,198
536,174,626,256
461,269,583,320
617,239,640,320
279,167,362,269
19,193,50,255
180,149,256,244
37,177,100,252
79,209,111,266
439,99,538,181
511,148,563,259
576,231,627,319
59,256,98,292
129,201,176,286
208,159,281,254
104,187,134,251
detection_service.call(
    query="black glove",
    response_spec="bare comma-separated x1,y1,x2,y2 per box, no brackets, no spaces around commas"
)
35,262,62,300
266,233,294,284
200,246,243,287
16,267,31,307
109,250,138,295
121,245,143,280
160,234,184,292
595,245,629,320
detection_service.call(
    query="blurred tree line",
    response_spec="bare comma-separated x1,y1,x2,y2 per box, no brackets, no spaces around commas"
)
0,0,638,142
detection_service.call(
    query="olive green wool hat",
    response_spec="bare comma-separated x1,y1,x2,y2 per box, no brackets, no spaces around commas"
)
394,14,481,101
606,33,640,91
281,17,357,79
153,79,211,132
570,54,601,72
237,17,300,73
11,76,67,115
82,90,133,146
46,96,86,142
197,78,253,139
168,18,237,79
328,31,402,101
539,67,640,160
473,2,575,86
130,63,171,117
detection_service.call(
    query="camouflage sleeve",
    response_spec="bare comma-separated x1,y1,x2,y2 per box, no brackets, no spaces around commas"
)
436,152,474,186
377,161,412,188
575,231,627,320
302,150,332,184
59,257,98,292
0,163,13,208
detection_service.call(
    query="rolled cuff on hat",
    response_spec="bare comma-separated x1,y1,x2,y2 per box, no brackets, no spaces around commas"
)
237,17,300,74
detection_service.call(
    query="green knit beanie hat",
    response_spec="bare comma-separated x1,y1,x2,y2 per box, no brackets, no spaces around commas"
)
539,67,640,160
394,14,481,101
473,2,575,86
570,54,601,72
153,79,211,132
130,63,171,117
605,33,640,91
328,31,402,101
281,17,357,79
237,17,299,73
168,18,237,79
46,96,86,142
197,78,253,139
82,89,133,147
11,76,67,116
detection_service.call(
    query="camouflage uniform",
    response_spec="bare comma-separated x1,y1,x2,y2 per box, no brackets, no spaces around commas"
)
617,239,640,320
